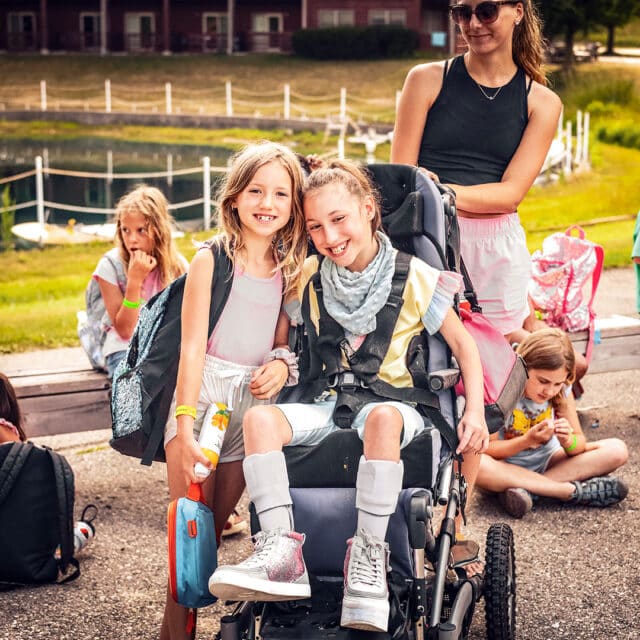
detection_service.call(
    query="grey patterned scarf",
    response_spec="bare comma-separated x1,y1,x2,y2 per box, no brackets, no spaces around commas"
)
320,232,397,336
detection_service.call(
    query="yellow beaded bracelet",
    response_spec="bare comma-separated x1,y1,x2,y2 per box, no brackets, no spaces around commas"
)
564,434,578,452
174,404,197,419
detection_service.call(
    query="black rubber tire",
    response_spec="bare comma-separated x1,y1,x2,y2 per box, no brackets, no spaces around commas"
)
484,522,516,640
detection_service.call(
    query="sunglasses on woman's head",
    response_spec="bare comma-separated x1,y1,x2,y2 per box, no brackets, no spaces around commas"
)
450,1,520,25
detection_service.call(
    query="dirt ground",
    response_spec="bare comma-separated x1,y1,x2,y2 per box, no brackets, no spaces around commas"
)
1,268,638,640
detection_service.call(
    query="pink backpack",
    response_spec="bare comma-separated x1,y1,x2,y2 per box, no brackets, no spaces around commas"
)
529,225,604,362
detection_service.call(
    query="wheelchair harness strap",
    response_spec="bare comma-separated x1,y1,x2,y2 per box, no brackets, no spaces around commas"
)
300,251,458,450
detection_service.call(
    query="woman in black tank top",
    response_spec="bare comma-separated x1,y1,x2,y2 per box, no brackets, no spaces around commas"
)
391,0,562,345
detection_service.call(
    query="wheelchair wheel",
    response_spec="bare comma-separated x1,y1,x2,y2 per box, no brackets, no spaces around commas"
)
484,523,516,640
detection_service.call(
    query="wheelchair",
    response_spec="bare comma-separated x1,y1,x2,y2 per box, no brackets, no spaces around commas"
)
214,164,517,640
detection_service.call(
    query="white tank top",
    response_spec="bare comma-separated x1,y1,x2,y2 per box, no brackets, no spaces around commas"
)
207,265,283,366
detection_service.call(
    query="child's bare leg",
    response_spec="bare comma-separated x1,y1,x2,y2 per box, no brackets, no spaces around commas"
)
476,454,574,500
242,405,294,531
544,438,628,484
161,437,217,640
212,460,246,542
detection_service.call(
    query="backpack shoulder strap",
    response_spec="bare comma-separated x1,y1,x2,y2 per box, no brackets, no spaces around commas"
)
47,448,76,576
139,241,233,466
104,251,127,294
583,242,605,364
0,442,32,507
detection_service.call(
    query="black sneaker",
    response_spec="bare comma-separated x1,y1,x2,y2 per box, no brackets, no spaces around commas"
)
569,476,628,507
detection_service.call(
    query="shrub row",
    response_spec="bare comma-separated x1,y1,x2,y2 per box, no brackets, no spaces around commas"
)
596,121,640,150
292,26,419,59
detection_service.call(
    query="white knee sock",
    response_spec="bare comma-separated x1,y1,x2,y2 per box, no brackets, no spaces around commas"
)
355,456,404,541
243,451,293,532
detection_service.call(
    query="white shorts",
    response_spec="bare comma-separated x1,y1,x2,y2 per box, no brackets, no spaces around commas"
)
164,354,269,464
277,395,426,449
458,213,531,335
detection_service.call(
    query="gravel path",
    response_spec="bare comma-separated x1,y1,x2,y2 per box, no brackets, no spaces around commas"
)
1,268,638,640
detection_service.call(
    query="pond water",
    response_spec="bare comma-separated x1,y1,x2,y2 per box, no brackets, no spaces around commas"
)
0,138,233,227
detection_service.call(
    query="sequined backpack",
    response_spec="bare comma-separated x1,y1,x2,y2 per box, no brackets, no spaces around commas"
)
110,241,233,465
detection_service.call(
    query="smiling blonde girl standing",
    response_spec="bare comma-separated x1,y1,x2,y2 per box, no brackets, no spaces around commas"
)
161,142,307,640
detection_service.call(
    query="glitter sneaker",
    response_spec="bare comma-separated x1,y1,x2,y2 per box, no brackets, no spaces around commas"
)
208,528,310,602
340,529,390,632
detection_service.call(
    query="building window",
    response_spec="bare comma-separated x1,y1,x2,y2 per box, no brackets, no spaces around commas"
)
368,10,407,26
124,13,155,52
8,12,37,49
203,13,228,36
318,10,355,28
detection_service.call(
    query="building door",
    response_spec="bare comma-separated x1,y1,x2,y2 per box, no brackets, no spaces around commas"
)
202,13,228,52
80,13,101,50
8,13,37,50
251,13,282,52
125,13,155,52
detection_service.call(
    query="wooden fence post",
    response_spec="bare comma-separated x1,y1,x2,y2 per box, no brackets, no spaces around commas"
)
226,81,233,117
165,82,172,115
284,83,290,120
105,79,111,113
40,81,47,112
203,156,211,230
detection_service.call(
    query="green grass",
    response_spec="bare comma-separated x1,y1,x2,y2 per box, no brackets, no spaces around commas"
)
0,55,639,352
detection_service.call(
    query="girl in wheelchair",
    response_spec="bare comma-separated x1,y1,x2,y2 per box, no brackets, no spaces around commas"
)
209,160,489,633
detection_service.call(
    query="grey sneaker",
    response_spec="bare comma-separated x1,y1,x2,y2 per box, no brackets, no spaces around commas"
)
340,529,390,632
498,488,533,518
208,529,310,601
569,476,629,507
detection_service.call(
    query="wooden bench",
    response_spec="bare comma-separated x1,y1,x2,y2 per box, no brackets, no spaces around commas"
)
569,315,640,374
11,368,111,438
6,315,639,439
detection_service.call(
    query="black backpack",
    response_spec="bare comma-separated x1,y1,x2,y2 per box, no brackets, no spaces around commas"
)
110,240,234,466
0,442,79,587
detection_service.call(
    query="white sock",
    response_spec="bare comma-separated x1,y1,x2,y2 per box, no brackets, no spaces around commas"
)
243,451,293,532
355,456,404,541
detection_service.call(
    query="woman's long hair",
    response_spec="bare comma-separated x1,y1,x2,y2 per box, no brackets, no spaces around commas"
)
516,328,576,411
115,185,186,287
513,0,547,85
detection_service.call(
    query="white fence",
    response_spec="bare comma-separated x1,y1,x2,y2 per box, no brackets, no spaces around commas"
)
0,155,227,231
0,80,398,124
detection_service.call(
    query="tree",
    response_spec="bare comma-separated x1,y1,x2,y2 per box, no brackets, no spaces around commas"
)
537,0,600,69
593,0,640,54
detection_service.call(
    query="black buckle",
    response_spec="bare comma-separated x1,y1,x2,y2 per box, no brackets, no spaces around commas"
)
327,371,367,390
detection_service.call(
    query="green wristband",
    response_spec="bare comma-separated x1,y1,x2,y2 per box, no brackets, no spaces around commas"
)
564,434,578,452
122,297,142,309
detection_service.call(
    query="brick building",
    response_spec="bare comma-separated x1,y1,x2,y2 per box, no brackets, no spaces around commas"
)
0,0,452,55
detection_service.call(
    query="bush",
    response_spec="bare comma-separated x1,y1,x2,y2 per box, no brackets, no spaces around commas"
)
0,187,15,252
596,121,640,150
292,26,419,60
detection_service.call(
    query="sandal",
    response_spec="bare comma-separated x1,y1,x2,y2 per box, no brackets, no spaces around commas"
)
221,509,248,538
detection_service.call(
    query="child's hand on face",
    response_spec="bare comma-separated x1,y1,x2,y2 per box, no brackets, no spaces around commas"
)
249,359,289,400
128,250,157,282
553,417,574,449
526,419,555,448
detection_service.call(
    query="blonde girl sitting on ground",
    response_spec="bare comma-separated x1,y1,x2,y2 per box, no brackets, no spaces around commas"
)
476,328,628,518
